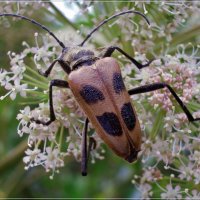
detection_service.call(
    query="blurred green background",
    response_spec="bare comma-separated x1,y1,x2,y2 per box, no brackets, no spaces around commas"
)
0,1,200,198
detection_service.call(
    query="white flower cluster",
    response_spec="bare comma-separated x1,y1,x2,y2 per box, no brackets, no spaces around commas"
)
0,32,105,178
130,48,200,199
0,1,200,198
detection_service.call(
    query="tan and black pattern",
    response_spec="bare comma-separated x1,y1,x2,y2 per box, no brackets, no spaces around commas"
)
121,102,136,131
96,112,123,136
113,72,125,94
68,57,142,162
80,85,105,104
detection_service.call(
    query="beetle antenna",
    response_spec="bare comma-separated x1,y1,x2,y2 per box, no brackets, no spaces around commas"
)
0,13,66,49
79,10,150,47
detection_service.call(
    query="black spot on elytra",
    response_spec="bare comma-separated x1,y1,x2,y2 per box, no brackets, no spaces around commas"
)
97,112,122,136
80,85,105,104
113,72,125,94
121,102,136,131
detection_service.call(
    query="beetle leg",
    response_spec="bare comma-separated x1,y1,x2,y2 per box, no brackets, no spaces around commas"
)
81,119,97,176
128,82,200,122
88,137,97,152
38,59,59,77
32,79,69,125
38,59,71,77
81,118,89,176
101,46,153,69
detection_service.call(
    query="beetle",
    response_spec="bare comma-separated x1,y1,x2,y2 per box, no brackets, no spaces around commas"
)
1,10,200,176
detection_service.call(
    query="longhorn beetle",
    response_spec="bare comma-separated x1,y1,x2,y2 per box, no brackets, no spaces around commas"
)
1,10,200,176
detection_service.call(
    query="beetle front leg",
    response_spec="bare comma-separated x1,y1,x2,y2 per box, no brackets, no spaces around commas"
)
38,59,71,77
101,46,153,69
33,79,69,125
128,83,200,122
81,118,89,176
38,59,60,77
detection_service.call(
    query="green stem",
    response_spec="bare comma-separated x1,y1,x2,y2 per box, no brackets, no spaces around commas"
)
3,162,25,198
25,65,48,83
0,140,27,172
153,24,200,54
161,176,187,183
160,176,200,190
24,74,48,88
21,80,47,91
188,101,200,111
35,140,41,149
59,126,64,152
150,108,165,140
22,76,48,90
25,89,47,96
170,25,200,47
18,100,46,105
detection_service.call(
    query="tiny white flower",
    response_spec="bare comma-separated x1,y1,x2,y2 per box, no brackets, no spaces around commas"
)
161,184,182,199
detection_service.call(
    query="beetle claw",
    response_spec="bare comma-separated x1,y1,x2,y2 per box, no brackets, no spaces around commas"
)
30,117,49,126
38,70,48,77
143,59,154,68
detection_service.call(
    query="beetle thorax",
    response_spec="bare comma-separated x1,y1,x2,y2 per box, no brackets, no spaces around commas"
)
61,46,97,71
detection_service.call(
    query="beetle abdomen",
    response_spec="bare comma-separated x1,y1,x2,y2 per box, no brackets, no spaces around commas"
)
68,57,142,162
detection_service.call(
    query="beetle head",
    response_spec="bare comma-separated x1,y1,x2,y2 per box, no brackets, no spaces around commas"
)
59,46,96,72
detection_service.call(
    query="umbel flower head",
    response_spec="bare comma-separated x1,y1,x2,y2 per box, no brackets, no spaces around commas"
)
1,32,200,181
0,1,200,199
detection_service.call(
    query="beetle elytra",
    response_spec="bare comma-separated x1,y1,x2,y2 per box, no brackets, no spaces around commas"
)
1,10,200,176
